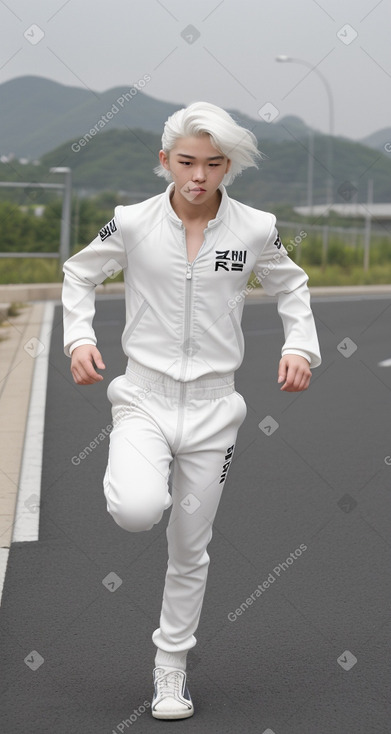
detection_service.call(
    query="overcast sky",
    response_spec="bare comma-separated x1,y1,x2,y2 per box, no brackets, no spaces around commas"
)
1,0,390,141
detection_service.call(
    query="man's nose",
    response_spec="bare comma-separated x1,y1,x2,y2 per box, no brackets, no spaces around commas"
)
192,167,206,180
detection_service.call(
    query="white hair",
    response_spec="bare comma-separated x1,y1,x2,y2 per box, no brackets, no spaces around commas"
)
153,101,264,185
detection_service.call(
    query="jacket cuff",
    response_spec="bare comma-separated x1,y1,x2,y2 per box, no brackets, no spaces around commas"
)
67,338,96,357
281,348,312,364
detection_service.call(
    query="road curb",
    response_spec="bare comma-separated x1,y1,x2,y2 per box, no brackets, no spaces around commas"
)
0,283,125,303
1,282,391,303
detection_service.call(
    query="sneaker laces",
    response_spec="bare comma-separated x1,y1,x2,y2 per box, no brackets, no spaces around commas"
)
156,669,182,697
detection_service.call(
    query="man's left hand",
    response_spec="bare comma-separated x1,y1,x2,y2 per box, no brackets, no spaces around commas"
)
278,355,312,392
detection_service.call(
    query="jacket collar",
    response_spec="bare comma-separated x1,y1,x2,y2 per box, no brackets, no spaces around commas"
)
164,181,229,229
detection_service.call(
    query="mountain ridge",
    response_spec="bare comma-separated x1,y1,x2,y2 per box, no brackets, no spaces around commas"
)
0,75,378,159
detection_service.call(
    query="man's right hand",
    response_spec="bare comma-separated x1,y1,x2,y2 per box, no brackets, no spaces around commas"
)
70,345,106,385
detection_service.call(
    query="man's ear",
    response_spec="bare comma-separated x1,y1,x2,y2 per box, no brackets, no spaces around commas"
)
159,149,169,170
226,158,232,173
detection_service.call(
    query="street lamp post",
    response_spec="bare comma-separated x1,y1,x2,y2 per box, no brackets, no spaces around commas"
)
276,55,334,267
50,167,72,265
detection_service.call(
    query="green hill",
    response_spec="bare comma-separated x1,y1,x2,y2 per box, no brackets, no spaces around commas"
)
1,124,389,210
361,127,391,153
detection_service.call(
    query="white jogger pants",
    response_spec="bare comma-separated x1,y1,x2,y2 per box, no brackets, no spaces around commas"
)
103,358,247,657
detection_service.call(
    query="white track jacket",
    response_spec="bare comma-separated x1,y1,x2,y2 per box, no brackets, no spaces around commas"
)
62,182,321,380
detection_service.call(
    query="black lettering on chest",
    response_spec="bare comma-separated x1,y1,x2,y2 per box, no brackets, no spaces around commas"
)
215,250,247,272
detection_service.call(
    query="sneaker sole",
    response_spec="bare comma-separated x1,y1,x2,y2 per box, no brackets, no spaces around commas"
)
152,706,194,720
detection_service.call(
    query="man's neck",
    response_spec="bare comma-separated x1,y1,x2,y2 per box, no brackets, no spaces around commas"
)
170,187,222,225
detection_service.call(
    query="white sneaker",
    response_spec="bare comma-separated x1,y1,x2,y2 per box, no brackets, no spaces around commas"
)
151,666,194,719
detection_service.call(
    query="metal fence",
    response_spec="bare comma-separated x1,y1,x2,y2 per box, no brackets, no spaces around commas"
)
277,219,390,271
0,169,71,265
0,177,389,272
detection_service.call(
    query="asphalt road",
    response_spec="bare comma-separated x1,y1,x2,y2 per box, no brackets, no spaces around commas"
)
1,295,391,734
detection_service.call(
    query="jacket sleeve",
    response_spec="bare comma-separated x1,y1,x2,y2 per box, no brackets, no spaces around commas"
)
253,218,321,368
62,206,127,357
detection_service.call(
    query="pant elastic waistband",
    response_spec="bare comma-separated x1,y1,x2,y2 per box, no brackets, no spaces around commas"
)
125,359,235,399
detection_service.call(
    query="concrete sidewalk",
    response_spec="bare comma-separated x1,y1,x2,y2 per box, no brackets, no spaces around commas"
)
0,302,45,550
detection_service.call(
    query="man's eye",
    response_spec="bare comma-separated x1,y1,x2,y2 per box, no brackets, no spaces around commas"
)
178,162,220,166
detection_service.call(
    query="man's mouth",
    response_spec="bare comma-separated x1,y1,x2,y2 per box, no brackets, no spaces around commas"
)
180,184,207,200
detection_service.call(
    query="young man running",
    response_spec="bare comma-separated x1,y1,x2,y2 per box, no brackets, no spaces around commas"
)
62,101,321,720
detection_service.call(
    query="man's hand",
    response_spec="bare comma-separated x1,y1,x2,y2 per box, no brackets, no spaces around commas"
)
278,355,311,392
70,345,106,385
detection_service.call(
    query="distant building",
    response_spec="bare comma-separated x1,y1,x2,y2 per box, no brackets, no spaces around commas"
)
294,204,391,224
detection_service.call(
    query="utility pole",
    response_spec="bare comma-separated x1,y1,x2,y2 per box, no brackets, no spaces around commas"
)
363,179,373,272
50,167,72,265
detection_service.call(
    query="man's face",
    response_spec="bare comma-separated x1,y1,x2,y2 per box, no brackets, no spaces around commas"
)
159,134,231,205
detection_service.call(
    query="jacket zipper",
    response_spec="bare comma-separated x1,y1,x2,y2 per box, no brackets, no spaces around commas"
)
179,225,207,381
172,225,207,452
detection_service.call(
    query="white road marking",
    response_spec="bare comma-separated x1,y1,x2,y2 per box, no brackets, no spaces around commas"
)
12,301,55,543
0,548,10,606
